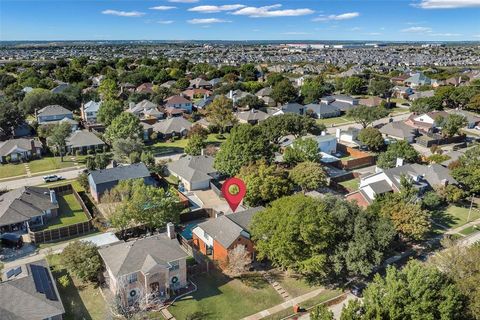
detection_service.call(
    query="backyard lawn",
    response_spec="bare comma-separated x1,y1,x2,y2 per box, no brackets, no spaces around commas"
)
145,133,229,156
47,254,110,320
433,205,480,229
167,271,283,320
42,194,88,230
0,163,27,179
338,178,360,192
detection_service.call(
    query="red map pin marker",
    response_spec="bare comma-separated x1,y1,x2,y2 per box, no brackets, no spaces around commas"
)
221,177,246,213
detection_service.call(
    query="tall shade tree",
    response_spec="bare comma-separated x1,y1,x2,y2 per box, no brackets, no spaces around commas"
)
47,122,71,161
214,124,272,176
343,77,365,95
62,241,102,283
355,261,466,320
310,304,334,320
237,160,293,206
104,112,143,143
0,101,25,139
283,138,320,164
260,113,325,144
184,134,206,156
301,76,334,104
289,161,328,192
97,99,123,126
251,195,395,282
358,127,384,151
271,79,298,104
112,137,144,163
98,78,117,100
346,105,389,129
442,114,467,137
376,140,420,169
206,96,237,133
368,79,392,97
452,145,480,196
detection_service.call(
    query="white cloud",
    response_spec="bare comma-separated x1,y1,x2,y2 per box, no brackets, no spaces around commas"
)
168,0,199,3
401,26,432,32
363,32,382,36
149,6,176,11
414,0,480,9
431,32,462,36
189,4,245,13
313,12,360,21
157,20,174,24
187,18,230,24
101,10,145,17
232,4,314,18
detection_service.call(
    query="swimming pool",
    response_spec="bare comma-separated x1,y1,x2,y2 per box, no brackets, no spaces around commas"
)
180,222,198,240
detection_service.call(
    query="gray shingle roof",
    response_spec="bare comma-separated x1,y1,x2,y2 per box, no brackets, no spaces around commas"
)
89,163,150,185
167,155,216,184
0,139,42,157
0,259,65,320
152,117,192,135
369,180,393,194
98,234,188,277
66,130,105,148
0,186,58,227
379,121,417,140
37,105,72,117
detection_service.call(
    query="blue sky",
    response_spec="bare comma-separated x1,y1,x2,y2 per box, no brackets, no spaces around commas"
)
1,0,480,41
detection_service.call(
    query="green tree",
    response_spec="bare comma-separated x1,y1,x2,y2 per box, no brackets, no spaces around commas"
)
376,140,420,169
94,153,109,169
442,114,467,137
46,122,71,161
311,303,334,320
347,106,388,129
62,241,102,283
271,79,298,104
236,95,265,110
206,96,237,133
214,124,272,176
0,101,25,139
368,79,392,97
97,99,123,127
85,156,96,171
283,138,320,164
98,78,117,100
185,134,206,156
301,76,333,104
112,137,144,163
104,112,143,143
358,127,384,151
343,77,365,95
358,261,466,320
260,114,325,144
410,96,443,113
452,145,480,196
19,88,76,114
289,161,327,192
467,93,480,111
340,299,363,320
238,160,293,206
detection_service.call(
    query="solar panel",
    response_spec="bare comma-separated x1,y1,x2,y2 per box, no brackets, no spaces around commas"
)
30,264,58,301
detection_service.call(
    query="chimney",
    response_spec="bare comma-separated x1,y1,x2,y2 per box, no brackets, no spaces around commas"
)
229,90,233,99
166,222,175,239
335,128,341,140
50,190,57,204
30,139,36,157
396,158,404,167
200,148,205,156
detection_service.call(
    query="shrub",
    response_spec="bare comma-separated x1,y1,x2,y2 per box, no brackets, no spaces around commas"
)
58,275,70,288
75,150,82,157
87,149,94,155
422,191,445,210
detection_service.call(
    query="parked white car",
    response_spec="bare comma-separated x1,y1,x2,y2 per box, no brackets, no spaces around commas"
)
42,175,63,182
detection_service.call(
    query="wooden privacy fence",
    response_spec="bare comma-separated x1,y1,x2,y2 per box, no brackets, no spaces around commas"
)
28,184,95,244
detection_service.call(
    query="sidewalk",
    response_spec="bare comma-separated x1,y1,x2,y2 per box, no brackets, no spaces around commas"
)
241,288,330,320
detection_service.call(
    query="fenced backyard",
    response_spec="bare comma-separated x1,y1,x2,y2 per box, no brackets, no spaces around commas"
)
28,184,96,244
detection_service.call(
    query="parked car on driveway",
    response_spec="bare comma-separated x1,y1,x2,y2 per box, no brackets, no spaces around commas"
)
42,174,63,182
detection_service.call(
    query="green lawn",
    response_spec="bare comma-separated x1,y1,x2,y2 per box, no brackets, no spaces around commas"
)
28,156,84,174
167,271,283,320
42,194,88,230
47,254,110,320
433,205,480,229
273,271,322,298
262,289,343,320
459,225,480,236
145,133,229,155
316,117,352,127
0,163,27,179
338,178,360,192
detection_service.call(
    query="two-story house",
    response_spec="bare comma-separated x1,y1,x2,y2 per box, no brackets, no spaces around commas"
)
166,155,219,191
81,100,101,123
36,105,78,130
98,227,188,307
165,95,193,114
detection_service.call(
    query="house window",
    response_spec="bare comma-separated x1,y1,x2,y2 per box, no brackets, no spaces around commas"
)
127,273,137,283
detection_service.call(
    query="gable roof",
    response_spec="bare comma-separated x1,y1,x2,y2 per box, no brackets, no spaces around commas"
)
89,163,150,185
194,207,264,248
98,234,188,277
379,121,417,139
152,117,192,135
83,101,101,113
66,130,105,148
167,155,217,184
0,259,65,320
37,105,72,117
0,186,58,227
0,139,42,157
165,95,191,105
235,109,270,122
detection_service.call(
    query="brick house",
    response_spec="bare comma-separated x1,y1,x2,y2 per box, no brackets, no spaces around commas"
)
191,207,263,268
98,228,188,307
